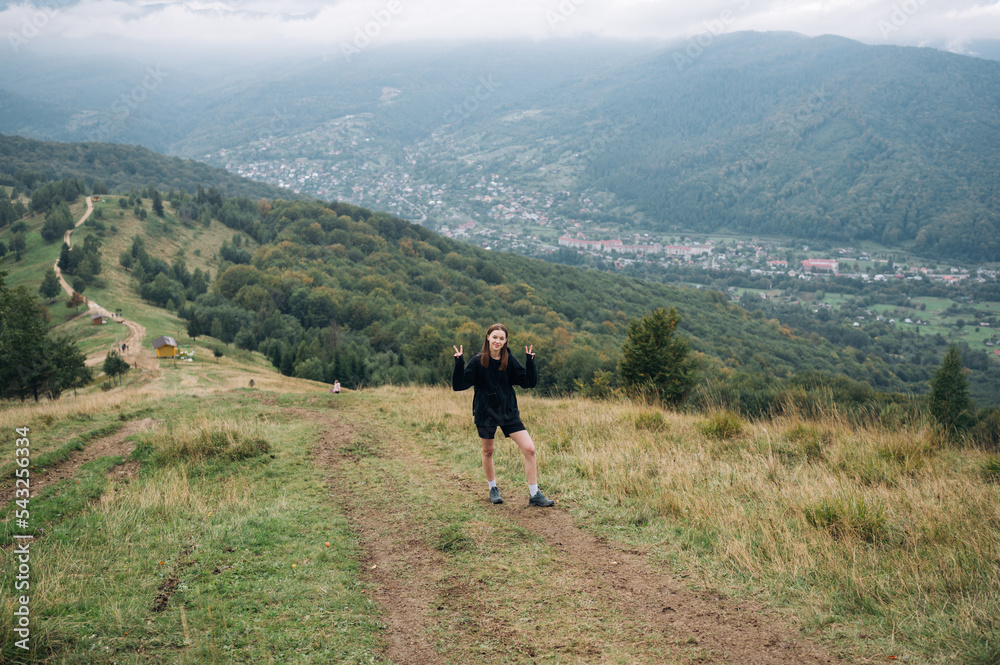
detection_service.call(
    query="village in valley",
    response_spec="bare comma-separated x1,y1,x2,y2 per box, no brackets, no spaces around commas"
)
204,113,1000,360
206,112,998,282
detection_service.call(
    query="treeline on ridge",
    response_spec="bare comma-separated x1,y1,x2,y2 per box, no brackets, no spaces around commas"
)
0,134,293,202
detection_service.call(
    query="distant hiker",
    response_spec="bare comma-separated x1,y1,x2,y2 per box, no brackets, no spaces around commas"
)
452,323,554,507
333,380,341,394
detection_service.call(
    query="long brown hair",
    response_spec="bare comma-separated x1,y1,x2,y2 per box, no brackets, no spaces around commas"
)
479,323,509,370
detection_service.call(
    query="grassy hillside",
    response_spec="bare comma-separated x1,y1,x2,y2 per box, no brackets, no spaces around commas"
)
2,191,997,662
0,188,276,384
176,194,920,408
0,164,956,412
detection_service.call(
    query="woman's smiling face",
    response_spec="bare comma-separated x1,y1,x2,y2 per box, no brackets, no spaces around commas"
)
487,329,507,354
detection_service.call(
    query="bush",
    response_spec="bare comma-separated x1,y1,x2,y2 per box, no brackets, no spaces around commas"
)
784,422,830,462
699,411,744,440
136,421,271,465
970,407,1000,451
633,410,668,432
982,456,1000,484
804,495,890,544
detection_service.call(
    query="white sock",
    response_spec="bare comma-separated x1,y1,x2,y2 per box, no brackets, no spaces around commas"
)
529,484,538,497
488,480,497,490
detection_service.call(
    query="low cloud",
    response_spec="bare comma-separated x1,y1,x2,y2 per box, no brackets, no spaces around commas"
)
3,0,998,59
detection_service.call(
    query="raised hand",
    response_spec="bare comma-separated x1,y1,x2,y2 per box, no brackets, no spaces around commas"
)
525,344,535,358
453,344,463,358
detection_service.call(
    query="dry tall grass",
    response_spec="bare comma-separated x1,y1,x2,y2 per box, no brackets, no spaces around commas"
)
383,385,1000,662
0,390,156,432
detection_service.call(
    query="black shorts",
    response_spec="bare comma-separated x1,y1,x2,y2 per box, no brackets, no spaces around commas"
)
477,421,526,439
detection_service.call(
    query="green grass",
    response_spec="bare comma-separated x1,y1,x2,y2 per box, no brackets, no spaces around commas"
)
0,392,384,664
0,213,65,291
0,417,124,479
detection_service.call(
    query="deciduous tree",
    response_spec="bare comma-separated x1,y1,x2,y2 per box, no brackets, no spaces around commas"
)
39,268,61,300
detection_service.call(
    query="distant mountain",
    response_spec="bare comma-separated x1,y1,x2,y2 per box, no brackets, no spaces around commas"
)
568,33,1000,261
0,134,297,199
0,90,74,139
2,33,998,260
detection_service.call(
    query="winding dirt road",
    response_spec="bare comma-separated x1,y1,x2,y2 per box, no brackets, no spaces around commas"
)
55,196,157,370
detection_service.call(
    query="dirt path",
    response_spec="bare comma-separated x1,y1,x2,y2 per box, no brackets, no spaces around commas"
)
303,410,446,664
297,406,844,665
0,418,157,507
54,196,157,371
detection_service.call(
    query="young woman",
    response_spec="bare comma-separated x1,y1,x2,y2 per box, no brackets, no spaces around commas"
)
452,323,554,507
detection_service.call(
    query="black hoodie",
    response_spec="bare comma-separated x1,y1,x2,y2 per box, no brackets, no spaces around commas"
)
452,351,537,426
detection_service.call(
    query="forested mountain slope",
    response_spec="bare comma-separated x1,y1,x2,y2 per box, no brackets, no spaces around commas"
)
0,134,296,199
573,33,1000,260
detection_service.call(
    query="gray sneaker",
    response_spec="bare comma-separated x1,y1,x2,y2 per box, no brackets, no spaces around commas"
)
489,487,503,504
528,490,554,507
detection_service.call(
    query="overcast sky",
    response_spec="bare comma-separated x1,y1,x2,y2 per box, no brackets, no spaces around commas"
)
4,0,999,60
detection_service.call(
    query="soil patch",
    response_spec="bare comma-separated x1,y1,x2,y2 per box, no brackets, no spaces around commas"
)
294,407,447,665
152,545,195,612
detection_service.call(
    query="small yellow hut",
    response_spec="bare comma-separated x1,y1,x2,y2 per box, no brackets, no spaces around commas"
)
153,335,178,358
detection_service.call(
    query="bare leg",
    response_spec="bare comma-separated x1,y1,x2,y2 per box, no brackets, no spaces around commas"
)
481,438,496,482
508,430,537,486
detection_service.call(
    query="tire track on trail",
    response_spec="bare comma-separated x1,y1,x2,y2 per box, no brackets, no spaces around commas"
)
0,418,157,508
54,196,157,371
298,408,446,665
298,406,846,664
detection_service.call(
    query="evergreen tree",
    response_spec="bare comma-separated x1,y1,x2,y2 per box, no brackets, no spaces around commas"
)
280,344,295,376
152,190,164,217
618,306,698,406
1,272,49,400
58,242,73,273
46,336,93,397
0,271,91,400
39,268,61,300
928,345,973,435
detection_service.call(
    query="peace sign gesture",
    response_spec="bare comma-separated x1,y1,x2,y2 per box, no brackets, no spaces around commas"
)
525,345,535,359
453,344,463,358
